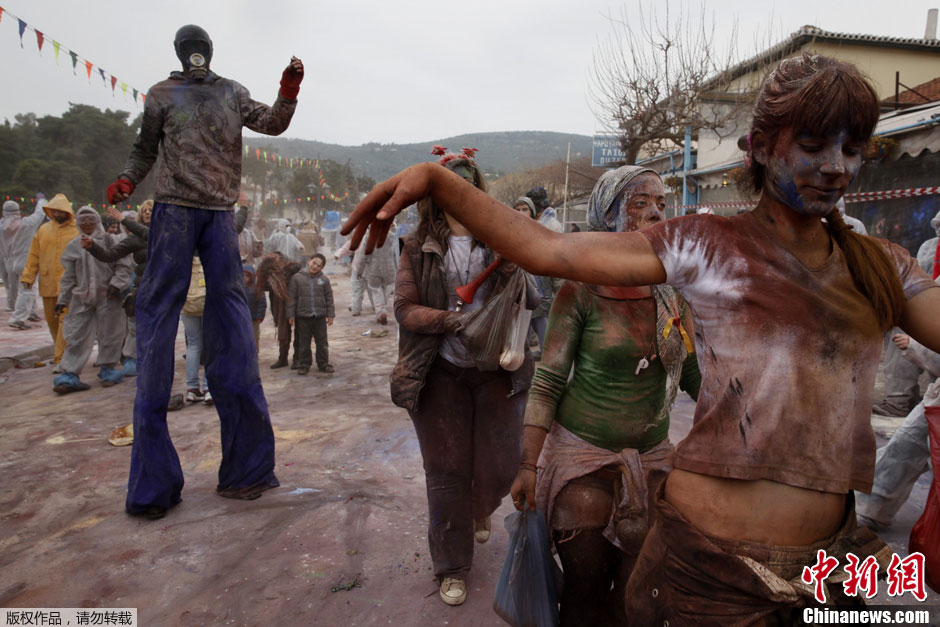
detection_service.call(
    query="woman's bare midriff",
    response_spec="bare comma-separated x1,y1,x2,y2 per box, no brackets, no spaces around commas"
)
665,469,846,546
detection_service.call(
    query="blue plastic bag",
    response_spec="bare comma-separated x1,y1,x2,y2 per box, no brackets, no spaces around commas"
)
493,508,560,627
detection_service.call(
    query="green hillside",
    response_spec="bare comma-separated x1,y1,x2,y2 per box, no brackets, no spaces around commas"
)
245,131,593,181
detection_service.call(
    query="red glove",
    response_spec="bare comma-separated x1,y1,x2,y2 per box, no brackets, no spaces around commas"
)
280,57,304,100
106,178,135,205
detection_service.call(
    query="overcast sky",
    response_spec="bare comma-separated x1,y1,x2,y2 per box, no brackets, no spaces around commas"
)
1,0,938,146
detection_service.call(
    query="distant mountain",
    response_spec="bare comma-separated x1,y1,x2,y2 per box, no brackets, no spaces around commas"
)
245,131,593,182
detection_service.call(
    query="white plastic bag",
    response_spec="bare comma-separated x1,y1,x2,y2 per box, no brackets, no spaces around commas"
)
499,276,532,371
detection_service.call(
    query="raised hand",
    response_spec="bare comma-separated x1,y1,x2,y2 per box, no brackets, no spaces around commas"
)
280,56,304,99
80,235,93,249
107,205,124,222
341,163,437,253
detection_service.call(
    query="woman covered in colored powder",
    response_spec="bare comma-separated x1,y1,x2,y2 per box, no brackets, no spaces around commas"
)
509,165,701,625
344,54,940,622
389,148,538,607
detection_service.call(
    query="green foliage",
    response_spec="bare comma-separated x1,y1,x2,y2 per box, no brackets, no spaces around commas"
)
241,151,373,216
245,131,591,184
0,105,140,205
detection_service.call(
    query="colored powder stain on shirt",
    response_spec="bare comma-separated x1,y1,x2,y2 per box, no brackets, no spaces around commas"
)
530,282,697,452
641,212,937,493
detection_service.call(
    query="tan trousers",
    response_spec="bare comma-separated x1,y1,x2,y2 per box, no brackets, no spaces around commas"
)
42,297,67,364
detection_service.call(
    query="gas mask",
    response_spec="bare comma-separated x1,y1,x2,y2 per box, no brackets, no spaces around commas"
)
174,25,213,81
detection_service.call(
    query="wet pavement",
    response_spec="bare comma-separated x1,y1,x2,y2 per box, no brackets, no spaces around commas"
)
0,260,936,625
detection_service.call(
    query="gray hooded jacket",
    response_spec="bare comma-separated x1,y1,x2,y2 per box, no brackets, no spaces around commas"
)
57,207,133,309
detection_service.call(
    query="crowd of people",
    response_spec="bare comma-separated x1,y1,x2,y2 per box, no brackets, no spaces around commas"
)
1,25,939,625
344,52,940,623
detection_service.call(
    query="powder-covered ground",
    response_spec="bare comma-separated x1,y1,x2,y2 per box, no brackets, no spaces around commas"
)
0,255,935,625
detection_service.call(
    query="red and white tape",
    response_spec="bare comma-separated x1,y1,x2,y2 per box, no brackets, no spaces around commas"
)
844,187,940,202
675,186,940,210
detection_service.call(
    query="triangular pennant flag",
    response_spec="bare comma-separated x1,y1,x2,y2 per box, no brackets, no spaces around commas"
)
132,88,138,103
141,93,146,104
263,151,268,161
69,50,78,73
18,19,26,47
110,76,117,93
85,60,93,81
121,82,128,98
255,149,260,159
53,40,61,61
98,67,105,83
0,7,4,24
35,30,44,53
244,145,249,156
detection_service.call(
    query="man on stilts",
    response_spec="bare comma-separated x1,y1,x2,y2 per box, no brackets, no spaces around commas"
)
108,24,304,519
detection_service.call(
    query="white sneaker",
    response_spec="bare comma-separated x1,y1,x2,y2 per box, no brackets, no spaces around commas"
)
203,391,214,405
185,388,204,403
51,363,62,374
473,516,491,544
439,577,467,606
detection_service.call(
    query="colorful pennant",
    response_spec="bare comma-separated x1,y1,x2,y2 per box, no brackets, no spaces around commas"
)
2,6,146,107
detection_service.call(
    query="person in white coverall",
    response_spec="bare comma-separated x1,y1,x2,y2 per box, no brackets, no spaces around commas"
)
52,207,134,394
2,199,46,327
856,321,939,529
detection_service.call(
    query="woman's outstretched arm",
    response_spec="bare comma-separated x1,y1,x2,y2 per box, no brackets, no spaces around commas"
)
342,163,668,287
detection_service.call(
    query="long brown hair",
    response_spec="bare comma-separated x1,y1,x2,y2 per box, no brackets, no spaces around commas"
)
415,157,487,255
746,53,903,330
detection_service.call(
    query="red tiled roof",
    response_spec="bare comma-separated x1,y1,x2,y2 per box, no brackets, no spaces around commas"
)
884,75,940,105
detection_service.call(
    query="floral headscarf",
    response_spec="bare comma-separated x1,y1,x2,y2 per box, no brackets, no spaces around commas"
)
586,165,657,233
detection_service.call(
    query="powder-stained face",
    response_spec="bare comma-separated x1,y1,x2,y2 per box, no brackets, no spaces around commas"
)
513,202,533,218
765,128,863,217
613,173,666,232
451,165,476,186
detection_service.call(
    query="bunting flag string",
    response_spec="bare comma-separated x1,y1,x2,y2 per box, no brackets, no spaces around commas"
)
241,144,350,202
1,6,147,107
2,6,351,206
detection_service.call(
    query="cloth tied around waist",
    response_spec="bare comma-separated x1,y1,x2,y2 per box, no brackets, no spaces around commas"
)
535,421,674,552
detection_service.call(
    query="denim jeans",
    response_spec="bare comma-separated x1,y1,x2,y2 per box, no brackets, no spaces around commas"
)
180,313,206,391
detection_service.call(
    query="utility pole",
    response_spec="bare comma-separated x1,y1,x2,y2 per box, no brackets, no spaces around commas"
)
562,142,571,231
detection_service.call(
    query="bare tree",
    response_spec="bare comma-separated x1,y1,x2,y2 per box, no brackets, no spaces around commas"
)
590,2,756,165
490,157,607,207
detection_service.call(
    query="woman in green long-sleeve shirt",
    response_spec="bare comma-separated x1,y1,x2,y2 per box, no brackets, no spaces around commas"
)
510,166,700,626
